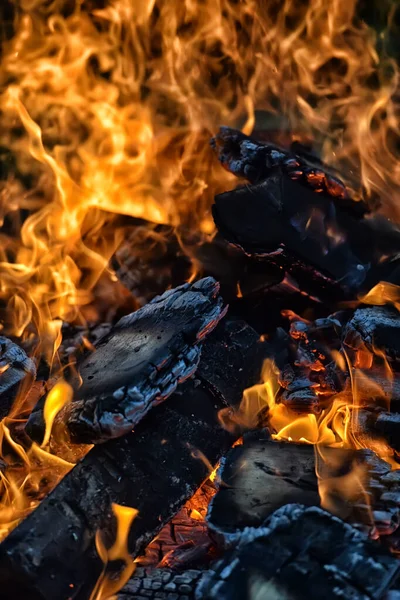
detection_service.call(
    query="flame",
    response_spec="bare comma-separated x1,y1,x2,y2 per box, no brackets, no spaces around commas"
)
41,379,74,447
219,333,399,530
0,421,74,540
91,502,138,600
359,281,400,311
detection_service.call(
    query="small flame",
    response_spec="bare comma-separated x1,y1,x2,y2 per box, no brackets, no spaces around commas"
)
91,503,138,600
359,281,400,311
41,379,74,447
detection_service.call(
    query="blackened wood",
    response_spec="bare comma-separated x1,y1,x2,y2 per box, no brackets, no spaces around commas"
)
139,480,216,569
197,504,400,600
0,319,264,600
275,313,343,413
113,222,284,311
207,439,319,542
344,306,400,361
211,127,359,211
358,409,400,453
112,224,193,305
27,277,227,444
207,436,400,544
212,173,389,299
212,129,400,298
118,567,201,600
0,337,36,419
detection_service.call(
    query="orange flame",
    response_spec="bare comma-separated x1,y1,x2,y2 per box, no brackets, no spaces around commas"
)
359,281,400,312
91,503,138,600
41,379,74,447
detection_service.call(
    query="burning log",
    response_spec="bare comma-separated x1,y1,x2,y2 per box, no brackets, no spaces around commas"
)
27,277,227,445
206,435,400,542
207,437,319,542
273,312,343,414
211,127,361,209
0,337,36,419
197,504,400,600
0,318,264,600
139,479,216,569
112,221,284,315
211,129,400,299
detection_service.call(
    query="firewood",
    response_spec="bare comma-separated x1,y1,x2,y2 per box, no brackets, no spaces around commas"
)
211,129,400,299
0,337,36,419
211,127,362,210
0,319,264,600
118,567,202,600
26,277,228,445
206,436,400,544
212,174,378,299
356,408,400,454
197,504,400,600
343,306,400,361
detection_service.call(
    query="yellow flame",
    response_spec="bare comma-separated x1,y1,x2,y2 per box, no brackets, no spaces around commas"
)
41,379,74,447
359,281,400,312
91,503,138,600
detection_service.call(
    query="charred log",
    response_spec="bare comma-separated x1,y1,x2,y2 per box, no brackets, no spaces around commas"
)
211,127,364,213
211,129,400,298
357,408,400,454
0,319,264,600
26,277,227,445
343,306,400,361
0,337,36,419
113,222,284,313
139,480,216,569
206,436,400,543
197,504,400,600
212,174,389,299
118,567,202,600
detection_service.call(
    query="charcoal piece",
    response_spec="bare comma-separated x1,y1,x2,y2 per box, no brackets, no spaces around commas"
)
0,337,36,419
27,277,228,445
0,319,264,600
343,306,400,360
118,567,202,600
274,312,343,414
278,365,320,413
113,222,284,312
212,173,389,299
197,504,400,600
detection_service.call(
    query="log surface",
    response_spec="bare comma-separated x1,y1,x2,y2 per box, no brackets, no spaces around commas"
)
0,319,263,600
0,336,36,419
197,504,400,600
